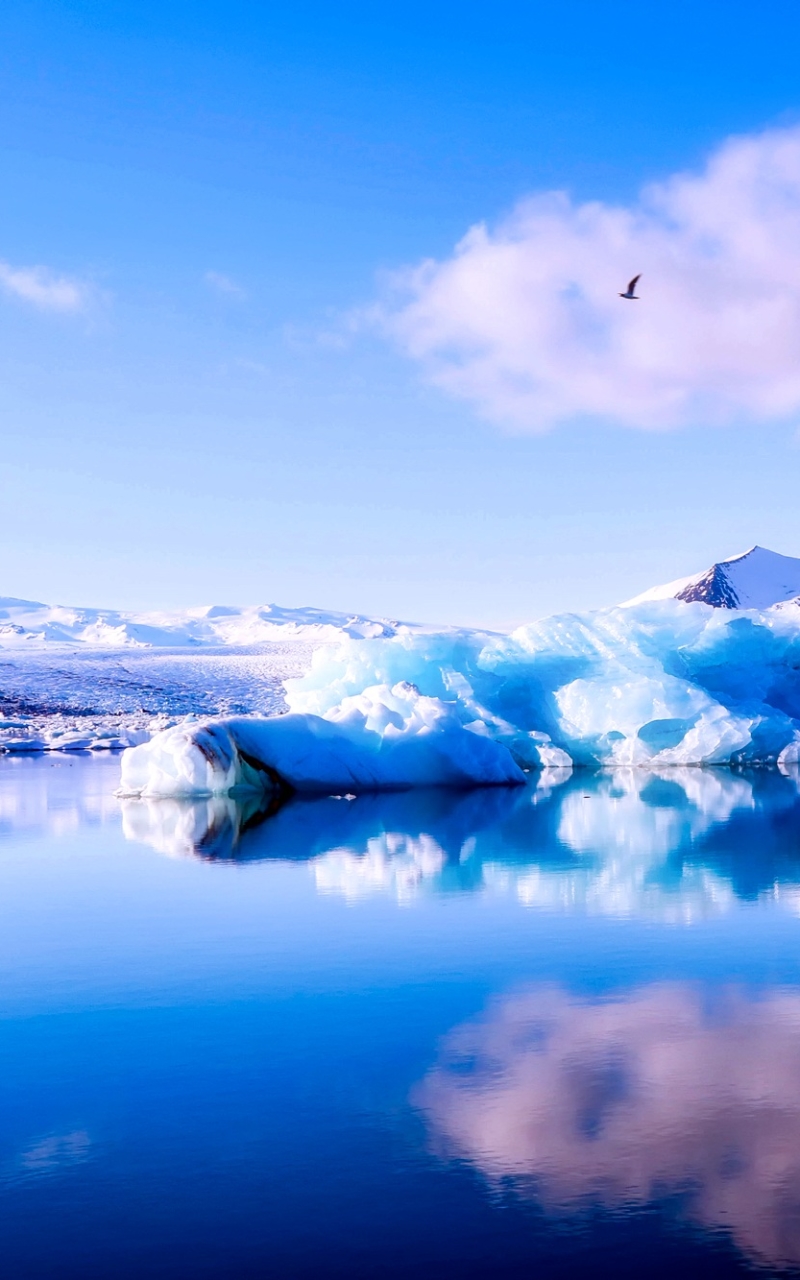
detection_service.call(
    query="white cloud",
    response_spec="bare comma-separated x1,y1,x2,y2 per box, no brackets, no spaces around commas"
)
0,261,90,312
205,270,245,298
382,125,800,431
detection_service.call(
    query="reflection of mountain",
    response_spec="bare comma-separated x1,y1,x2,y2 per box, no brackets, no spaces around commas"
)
121,767,800,916
417,983,800,1271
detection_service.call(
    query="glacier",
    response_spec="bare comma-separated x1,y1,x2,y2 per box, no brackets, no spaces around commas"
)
119,596,800,796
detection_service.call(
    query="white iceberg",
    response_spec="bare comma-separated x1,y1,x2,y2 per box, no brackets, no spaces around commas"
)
118,681,526,797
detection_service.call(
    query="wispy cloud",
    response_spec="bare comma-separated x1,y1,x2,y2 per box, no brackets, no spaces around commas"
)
381,124,800,431
0,261,91,312
205,270,245,298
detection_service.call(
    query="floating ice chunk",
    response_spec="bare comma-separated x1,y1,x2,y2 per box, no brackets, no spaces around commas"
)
118,682,526,798
0,735,48,753
47,731,96,751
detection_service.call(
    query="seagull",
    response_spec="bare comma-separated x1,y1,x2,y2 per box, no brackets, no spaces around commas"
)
619,274,641,300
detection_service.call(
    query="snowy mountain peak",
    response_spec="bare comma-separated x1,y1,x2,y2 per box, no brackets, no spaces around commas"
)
623,546,800,610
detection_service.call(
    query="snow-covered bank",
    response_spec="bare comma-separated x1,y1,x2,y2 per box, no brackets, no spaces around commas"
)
118,596,800,797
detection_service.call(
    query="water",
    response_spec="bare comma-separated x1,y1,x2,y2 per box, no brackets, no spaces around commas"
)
3,756,800,1277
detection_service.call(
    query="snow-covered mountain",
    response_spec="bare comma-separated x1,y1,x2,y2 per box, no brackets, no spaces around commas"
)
623,546,800,610
0,597,407,649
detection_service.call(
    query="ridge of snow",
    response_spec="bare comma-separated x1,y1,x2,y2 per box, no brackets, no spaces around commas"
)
0,598,419,650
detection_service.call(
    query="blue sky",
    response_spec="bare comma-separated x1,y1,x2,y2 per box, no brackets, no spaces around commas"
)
2,0,800,627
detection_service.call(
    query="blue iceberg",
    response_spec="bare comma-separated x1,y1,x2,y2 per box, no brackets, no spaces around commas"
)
285,599,800,770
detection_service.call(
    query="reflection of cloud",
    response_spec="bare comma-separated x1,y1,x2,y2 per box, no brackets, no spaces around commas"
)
16,1130,91,1176
418,984,800,1270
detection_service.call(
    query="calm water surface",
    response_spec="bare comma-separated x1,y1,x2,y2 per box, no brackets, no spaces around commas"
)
3,755,800,1277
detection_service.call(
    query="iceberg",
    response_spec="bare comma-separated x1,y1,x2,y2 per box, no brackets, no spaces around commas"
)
118,597,800,796
285,598,800,770
118,681,526,798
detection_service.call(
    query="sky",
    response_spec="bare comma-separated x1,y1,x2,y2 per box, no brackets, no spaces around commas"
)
2,0,800,628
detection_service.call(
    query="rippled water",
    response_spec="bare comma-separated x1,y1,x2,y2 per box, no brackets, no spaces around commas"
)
3,756,800,1277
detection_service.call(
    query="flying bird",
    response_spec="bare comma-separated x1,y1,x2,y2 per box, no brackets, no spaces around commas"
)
619,274,641,300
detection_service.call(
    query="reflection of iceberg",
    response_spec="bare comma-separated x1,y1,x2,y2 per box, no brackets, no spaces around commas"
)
121,767,800,917
417,983,800,1271
121,784,526,870
120,792,284,860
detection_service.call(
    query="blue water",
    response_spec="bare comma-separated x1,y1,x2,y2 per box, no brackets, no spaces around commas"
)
3,756,800,1277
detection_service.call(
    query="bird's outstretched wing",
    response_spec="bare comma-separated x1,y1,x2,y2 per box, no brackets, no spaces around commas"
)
627,274,641,294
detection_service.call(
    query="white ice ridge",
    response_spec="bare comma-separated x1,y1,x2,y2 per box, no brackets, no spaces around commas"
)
119,596,800,796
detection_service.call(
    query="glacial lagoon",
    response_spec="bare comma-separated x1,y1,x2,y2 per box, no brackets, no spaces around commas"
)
3,754,800,1276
